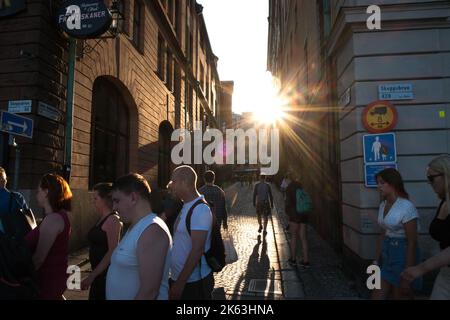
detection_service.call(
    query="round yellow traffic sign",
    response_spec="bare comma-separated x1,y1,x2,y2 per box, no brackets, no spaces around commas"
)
362,100,398,133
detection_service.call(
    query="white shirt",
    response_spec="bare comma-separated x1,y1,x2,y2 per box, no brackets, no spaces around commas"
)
170,195,212,283
378,198,419,238
106,213,172,300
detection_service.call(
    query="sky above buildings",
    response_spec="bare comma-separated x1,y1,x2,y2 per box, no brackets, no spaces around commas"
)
198,0,278,116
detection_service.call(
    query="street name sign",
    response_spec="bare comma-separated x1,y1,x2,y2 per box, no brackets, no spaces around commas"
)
8,100,32,113
378,83,414,100
38,101,62,122
365,163,398,188
339,88,351,107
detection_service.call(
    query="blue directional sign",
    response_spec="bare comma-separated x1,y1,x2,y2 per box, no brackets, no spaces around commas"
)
363,133,396,164
365,163,398,188
0,111,33,139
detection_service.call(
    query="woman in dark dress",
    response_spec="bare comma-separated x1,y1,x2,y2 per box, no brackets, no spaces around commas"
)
402,155,450,299
25,174,72,300
81,183,122,300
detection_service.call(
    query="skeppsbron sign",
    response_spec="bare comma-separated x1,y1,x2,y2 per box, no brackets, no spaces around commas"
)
57,0,112,39
0,0,26,18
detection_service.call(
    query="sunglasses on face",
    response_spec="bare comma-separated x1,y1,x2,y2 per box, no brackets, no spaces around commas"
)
427,174,443,183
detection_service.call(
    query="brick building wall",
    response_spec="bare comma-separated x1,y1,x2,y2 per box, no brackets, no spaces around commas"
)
0,0,223,250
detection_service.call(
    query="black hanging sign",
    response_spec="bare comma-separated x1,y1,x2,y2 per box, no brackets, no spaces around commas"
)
0,0,26,18
57,0,112,39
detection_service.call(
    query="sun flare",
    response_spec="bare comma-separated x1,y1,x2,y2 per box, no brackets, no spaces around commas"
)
251,73,287,125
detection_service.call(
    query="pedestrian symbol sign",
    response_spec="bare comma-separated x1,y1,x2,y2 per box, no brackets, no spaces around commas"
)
0,111,33,139
363,133,397,188
363,133,396,164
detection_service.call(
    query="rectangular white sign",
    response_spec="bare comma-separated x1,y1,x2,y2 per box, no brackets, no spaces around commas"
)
379,92,414,100
38,101,61,122
378,84,413,100
339,88,351,107
8,100,32,113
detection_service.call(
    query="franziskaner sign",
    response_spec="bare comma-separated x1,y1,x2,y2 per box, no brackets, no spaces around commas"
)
57,0,112,39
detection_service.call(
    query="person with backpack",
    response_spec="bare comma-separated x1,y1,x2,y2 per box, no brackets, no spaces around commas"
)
24,174,72,300
106,174,172,300
253,174,274,236
285,176,311,268
0,166,30,234
81,183,122,300
0,167,37,299
168,165,217,300
199,170,228,231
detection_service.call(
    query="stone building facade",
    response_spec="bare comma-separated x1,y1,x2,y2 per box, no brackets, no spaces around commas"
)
268,0,450,287
0,0,225,249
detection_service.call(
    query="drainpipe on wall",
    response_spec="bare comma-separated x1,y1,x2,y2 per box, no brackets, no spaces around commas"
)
63,37,76,182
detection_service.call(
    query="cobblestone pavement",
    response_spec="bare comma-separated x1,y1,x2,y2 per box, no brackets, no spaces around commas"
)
271,184,360,299
65,181,359,300
213,182,297,300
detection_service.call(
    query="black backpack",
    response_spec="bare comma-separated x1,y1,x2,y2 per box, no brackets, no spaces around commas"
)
0,192,38,299
0,233,39,299
186,199,226,273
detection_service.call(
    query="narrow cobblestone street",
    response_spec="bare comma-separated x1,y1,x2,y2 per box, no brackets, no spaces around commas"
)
65,182,360,300
213,182,359,300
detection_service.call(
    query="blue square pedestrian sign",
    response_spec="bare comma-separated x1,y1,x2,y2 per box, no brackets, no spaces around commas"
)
363,133,396,164
365,163,398,188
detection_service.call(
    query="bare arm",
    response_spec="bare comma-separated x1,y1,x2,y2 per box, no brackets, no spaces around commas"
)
170,230,207,299
135,225,170,300
404,219,418,268
375,232,385,264
421,247,450,272
33,214,64,270
90,217,122,279
402,247,450,283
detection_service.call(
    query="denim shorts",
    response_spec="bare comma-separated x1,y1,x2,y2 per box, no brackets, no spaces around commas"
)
381,237,423,290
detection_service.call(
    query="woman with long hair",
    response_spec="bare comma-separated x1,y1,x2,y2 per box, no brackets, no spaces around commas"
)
25,174,72,300
371,168,421,300
285,175,310,269
402,155,450,299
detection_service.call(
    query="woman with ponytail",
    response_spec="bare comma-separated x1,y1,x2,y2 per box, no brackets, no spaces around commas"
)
402,155,450,299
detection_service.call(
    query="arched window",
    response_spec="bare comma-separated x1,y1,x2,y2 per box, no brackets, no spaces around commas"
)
90,78,129,187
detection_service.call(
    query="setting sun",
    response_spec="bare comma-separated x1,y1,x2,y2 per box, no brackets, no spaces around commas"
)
235,72,286,125
253,74,286,125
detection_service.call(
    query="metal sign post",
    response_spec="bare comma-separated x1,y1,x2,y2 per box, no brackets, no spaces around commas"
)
63,37,76,182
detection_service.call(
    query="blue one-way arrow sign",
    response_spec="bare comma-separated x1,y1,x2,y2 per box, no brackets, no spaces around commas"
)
0,111,33,139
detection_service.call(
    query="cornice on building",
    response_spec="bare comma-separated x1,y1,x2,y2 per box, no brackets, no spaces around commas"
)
327,1,450,56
